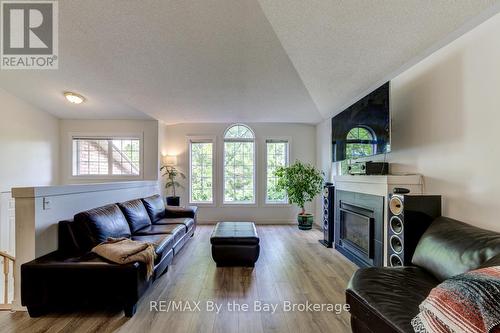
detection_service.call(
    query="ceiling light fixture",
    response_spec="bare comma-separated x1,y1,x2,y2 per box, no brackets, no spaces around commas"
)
64,91,86,104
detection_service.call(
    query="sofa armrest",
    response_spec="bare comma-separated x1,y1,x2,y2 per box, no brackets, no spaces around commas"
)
22,252,141,271
21,251,148,309
164,205,198,219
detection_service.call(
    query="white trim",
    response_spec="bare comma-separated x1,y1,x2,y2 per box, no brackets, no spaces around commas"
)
67,132,145,181
12,180,159,198
264,137,291,205
221,202,258,208
222,124,257,205
196,219,297,225
262,203,292,208
187,135,216,206
223,123,256,141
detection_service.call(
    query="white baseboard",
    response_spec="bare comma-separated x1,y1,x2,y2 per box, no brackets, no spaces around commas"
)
11,305,26,312
197,220,297,225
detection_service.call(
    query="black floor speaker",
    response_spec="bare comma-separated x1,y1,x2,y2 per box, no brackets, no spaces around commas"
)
387,194,441,267
319,184,335,248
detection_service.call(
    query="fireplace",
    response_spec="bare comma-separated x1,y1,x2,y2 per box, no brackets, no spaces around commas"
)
335,190,384,267
339,203,373,263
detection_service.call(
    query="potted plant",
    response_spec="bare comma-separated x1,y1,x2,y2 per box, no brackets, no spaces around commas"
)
161,164,186,206
275,161,324,230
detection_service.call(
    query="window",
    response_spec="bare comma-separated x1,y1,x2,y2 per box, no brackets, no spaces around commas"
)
345,127,376,159
72,139,109,175
111,139,141,175
72,138,141,176
189,139,214,204
223,124,255,204
266,140,289,204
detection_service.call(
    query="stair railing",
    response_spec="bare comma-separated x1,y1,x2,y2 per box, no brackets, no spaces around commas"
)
0,251,14,310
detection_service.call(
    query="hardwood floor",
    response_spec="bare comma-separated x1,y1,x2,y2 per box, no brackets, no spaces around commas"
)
0,225,358,333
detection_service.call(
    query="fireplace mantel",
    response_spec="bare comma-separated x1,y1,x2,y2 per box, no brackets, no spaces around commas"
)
333,175,423,197
333,174,423,266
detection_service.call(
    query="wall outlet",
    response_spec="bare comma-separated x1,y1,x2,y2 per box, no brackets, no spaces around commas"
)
43,197,51,210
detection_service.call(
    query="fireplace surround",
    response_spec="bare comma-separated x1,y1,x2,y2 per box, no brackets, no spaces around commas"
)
335,190,384,267
333,175,423,266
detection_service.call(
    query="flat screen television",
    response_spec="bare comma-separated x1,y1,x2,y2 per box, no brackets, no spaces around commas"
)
332,82,391,162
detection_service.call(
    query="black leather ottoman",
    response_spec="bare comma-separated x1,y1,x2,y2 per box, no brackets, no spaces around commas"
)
210,222,260,267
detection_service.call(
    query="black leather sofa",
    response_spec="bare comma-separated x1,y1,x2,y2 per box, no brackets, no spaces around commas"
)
21,194,197,317
346,216,500,333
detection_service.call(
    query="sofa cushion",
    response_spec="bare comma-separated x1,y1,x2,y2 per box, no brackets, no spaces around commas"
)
118,199,152,233
346,266,439,333
141,195,165,223
132,234,175,264
165,205,198,219
74,204,131,247
134,224,186,239
58,220,84,255
412,217,500,281
134,224,186,246
168,224,187,243
154,217,195,232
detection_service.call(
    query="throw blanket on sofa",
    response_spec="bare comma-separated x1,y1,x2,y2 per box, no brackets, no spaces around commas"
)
412,266,500,333
92,237,156,278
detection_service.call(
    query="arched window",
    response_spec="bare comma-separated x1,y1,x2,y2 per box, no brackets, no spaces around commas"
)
345,126,377,159
223,124,255,204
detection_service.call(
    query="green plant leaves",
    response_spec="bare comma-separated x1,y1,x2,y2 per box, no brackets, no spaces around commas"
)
161,166,185,195
275,161,324,213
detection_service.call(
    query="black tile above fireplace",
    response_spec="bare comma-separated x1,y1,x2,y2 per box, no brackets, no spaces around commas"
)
335,190,384,267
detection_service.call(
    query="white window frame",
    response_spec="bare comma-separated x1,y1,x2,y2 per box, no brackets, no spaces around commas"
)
188,136,216,206
69,132,144,181
222,124,257,206
264,137,291,206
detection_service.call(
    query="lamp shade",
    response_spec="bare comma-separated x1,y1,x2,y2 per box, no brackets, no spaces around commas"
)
163,155,177,166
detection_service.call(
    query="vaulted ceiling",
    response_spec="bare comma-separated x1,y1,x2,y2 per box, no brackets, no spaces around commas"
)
1,0,499,123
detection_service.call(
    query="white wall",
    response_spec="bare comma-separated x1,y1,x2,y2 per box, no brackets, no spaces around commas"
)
59,119,160,184
0,88,59,305
317,12,500,232
315,120,331,225
0,88,60,192
0,88,59,255
159,121,169,189
163,123,317,223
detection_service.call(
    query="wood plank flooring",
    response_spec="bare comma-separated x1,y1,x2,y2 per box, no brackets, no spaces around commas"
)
0,225,358,333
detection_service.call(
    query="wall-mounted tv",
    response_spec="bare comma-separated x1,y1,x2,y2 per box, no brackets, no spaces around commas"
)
332,82,391,162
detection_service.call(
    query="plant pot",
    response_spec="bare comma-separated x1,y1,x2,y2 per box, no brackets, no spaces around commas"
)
297,213,314,230
166,196,180,206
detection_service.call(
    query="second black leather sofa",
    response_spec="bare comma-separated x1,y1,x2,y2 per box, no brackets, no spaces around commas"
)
346,217,500,333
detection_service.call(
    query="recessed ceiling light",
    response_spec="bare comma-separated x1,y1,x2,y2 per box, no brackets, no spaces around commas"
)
64,91,86,104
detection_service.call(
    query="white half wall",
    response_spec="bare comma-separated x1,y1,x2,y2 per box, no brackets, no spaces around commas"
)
59,119,160,184
162,122,317,224
316,12,500,232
